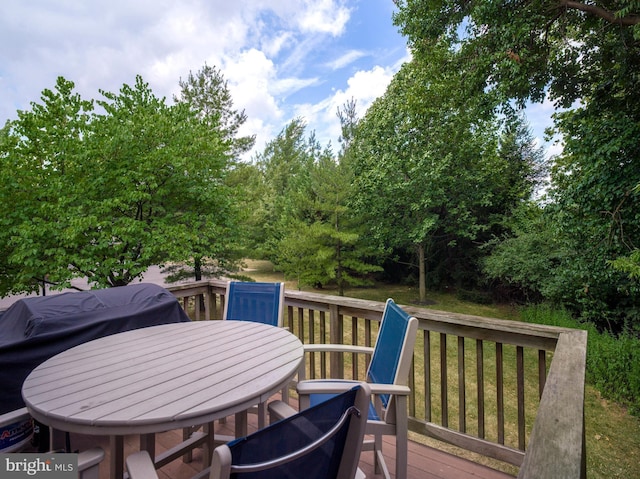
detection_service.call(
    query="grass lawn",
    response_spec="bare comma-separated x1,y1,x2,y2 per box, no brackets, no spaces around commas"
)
242,259,640,478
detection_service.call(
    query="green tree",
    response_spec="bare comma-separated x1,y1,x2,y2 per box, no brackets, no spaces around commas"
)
165,64,255,281
350,56,504,302
482,203,567,302
546,92,640,330
0,77,94,294
0,75,239,294
610,183,640,281
394,0,640,327
254,118,314,260
276,146,382,295
393,0,640,108
175,63,255,160
256,116,381,294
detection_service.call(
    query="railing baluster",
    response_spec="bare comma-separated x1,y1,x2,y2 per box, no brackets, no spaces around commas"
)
476,339,485,439
329,304,342,379
297,307,304,345
440,333,448,428
287,305,294,331
365,319,372,372
496,342,505,445
351,316,358,379
458,336,466,433
517,345,526,450
424,330,432,423
308,309,315,379
320,310,327,379
538,349,547,400
409,355,416,418
194,294,201,320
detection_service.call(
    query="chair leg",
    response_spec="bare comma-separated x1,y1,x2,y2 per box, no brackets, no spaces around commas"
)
203,421,215,468
395,396,409,479
373,432,384,475
257,402,267,429
182,427,194,463
374,448,391,479
395,430,408,479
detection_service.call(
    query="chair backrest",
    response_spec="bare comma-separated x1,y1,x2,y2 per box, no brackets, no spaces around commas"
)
366,299,418,414
223,281,285,328
211,384,371,479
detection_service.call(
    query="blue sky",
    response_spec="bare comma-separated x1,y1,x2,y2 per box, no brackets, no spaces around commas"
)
0,0,555,159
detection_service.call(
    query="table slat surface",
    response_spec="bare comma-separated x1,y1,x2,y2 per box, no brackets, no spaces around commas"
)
22,321,303,434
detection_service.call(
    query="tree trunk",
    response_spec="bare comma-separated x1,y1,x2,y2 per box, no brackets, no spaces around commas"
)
194,257,202,281
418,243,426,303
336,209,344,296
337,240,344,296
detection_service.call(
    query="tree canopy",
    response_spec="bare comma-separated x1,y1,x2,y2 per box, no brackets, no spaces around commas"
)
393,0,640,329
2,2,638,332
348,52,542,302
0,75,240,294
394,0,640,108
251,116,381,294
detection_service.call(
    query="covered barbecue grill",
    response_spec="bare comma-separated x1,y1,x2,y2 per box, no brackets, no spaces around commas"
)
0,283,191,451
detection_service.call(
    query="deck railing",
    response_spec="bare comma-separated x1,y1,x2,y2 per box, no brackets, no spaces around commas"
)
167,280,587,479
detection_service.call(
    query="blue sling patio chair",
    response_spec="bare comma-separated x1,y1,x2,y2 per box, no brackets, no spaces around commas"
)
181,281,287,459
223,281,286,428
223,281,285,327
126,384,371,479
270,298,418,479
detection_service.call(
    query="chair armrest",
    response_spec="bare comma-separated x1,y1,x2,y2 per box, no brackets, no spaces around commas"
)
304,344,374,356
78,447,105,468
299,346,373,381
78,448,105,479
364,384,411,396
298,381,410,397
267,400,298,423
0,407,30,425
126,451,159,479
297,380,361,396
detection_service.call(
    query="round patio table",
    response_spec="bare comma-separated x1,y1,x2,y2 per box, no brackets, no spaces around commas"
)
22,320,303,479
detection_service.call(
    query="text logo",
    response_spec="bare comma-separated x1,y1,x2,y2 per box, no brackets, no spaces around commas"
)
1,454,77,478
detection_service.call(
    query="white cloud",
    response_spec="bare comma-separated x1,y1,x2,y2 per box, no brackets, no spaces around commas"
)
220,48,285,156
223,49,282,120
291,63,402,150
0,0,414,160
297,0,351,36
260,31,294,58
273,77,321,96
325,50,366,70
342,66,398,111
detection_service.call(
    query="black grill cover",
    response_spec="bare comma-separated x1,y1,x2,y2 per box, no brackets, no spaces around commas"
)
0,283,191,414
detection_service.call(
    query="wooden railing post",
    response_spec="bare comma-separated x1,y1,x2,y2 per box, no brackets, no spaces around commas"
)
329,303,344,379
517,330,587,479
203,286,212,320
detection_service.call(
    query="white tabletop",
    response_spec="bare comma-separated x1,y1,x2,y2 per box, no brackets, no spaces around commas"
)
22,320,303,436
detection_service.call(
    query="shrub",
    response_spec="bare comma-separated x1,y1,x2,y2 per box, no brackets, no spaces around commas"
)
521,304,640,416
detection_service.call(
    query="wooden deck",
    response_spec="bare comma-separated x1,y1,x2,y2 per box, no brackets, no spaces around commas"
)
64,402,515,479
